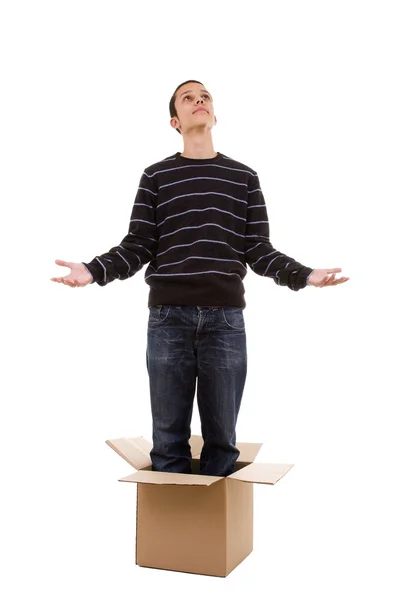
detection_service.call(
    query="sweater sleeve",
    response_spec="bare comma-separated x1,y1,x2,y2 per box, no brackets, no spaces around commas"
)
82,170,158,286
245,173,313,291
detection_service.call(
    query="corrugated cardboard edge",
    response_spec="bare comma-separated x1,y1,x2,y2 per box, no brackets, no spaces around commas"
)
119,470,222,486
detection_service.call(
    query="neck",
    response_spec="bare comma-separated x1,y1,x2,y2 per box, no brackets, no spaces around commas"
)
180,130,216,159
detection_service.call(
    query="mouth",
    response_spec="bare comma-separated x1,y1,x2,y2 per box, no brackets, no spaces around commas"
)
193,108,208,114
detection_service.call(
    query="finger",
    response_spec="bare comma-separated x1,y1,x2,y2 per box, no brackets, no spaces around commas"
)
325,276,348,286
320,274,336,286
324,268,342,274
55,259,71,268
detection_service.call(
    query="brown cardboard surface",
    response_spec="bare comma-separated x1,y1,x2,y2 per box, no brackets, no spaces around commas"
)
105,437,152,470
119,470,221,486
226,478,253,574
107,433,294,577
236,441,264,463
229,462,294,484
136,479,229,576
188,434,204,458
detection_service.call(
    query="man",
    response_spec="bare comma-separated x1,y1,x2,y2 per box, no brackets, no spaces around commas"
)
51,79,349,477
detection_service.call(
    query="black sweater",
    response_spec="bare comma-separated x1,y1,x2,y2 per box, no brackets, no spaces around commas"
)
82,151,313,307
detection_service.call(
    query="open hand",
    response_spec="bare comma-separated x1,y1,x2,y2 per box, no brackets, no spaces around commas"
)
51,259,93,287
307,268,349,287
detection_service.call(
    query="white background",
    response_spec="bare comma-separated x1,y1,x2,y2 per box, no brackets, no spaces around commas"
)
1,1,399,598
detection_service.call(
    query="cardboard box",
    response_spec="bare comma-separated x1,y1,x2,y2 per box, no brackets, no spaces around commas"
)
106,435,293,577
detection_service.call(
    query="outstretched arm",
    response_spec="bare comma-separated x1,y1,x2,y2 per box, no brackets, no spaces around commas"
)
245,173,313,291
51,169,158,287
245,173,349,289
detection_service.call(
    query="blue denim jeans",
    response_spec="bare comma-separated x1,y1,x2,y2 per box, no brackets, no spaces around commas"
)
146,305,247,477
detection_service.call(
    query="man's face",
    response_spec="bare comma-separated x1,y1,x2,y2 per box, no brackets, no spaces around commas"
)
171,82,216,134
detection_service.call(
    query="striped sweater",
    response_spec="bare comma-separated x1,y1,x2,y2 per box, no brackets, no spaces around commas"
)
82,151,314,307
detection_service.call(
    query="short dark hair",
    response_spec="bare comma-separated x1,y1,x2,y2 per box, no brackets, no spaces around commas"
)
169,79,204,135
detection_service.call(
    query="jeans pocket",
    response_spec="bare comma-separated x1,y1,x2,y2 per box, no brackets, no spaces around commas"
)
148,304,171,325
221,307,245,330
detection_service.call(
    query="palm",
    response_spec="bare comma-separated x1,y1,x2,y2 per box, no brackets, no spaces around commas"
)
308,268,349,287
51,259,93,287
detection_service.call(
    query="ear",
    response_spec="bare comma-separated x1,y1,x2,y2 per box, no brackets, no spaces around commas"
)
214,116,217,125
170,117,180,130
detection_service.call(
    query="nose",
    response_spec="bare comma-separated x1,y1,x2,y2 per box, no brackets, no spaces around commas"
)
196,98,204,104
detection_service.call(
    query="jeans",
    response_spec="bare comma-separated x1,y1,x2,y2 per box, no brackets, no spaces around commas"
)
146,305,247,477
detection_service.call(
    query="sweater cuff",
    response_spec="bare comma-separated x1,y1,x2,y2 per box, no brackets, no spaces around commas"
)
305,269,314,285
82,261,103,284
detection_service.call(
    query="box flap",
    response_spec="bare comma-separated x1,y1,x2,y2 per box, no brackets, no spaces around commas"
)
189,434,204,458
236,441,263,463
105,437,152,470
119,470,222,486
228,462,294,484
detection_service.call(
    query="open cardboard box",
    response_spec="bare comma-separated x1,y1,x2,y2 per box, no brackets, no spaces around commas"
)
106,434,293,577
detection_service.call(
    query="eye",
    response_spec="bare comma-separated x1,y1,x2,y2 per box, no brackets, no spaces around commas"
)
203,94,210,99
184,95,192,100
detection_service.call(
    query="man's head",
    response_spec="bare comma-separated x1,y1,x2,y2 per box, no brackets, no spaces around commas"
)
169,80,217,135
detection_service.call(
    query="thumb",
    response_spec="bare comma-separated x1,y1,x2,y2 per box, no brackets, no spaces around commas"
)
55,259,72,268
